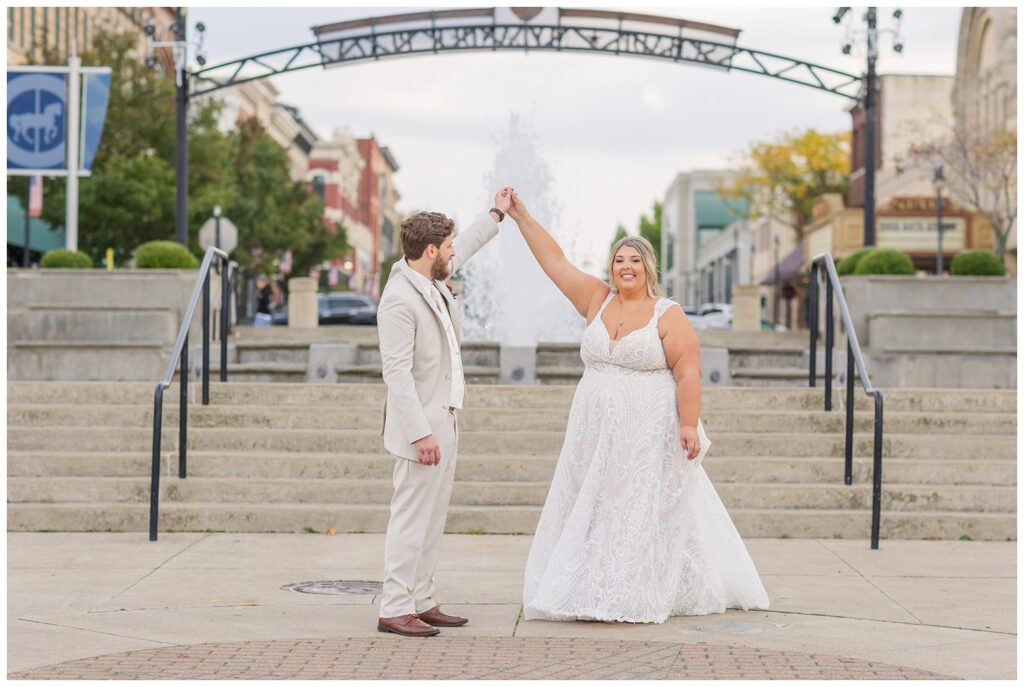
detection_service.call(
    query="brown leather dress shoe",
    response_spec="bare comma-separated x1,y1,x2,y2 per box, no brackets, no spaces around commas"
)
377,614,440,637
418,605,469,627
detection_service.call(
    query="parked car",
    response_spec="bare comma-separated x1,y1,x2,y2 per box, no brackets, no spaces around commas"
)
319,293,378,325
270,293,378,326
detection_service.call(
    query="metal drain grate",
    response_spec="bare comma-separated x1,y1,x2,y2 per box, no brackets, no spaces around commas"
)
283,580,383,595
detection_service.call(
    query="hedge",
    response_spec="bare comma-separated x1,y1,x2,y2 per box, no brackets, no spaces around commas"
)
853,249,915,275
40,249,93,269
135,241,200,269
836,248,874,276
950,250,1005,276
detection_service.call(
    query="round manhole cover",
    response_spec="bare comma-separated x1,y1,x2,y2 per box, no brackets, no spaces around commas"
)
283,580,382,595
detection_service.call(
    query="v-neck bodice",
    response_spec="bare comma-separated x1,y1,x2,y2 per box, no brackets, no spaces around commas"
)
580,291,679,375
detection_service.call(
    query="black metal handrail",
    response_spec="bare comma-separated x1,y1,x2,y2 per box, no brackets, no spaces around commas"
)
150,247,235,541
807,253,885,549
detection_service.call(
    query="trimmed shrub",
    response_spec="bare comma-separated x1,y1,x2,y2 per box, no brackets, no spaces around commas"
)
135,240,199,269
950,250,1005,276
40,249,93,269
853,248,915,276
836,248,874,276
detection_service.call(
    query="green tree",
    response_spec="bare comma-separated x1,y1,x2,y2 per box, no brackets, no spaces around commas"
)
34,29,233,265
27,27,333,274
227,118,337,274
722,128,850,240
638,200,662,265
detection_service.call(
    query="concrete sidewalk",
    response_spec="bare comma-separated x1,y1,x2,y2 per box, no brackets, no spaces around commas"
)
6,534,1015,679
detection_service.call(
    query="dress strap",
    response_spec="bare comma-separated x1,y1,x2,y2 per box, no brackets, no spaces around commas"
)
596,290,615,317
654,297,681,320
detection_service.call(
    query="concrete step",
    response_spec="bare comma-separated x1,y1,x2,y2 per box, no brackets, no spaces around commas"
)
7,477,550,507
8,344,169,382
236,342,310,364
9,426,1014,460
8,382,1017,414
729,347,806,369
6,503,1015,540
334,365,500,384
349,343,498,369
232,324,380,344
7,452,1015,488
201,362,308,384
868,309,1016,351
863,348,1016,390
7,307,177,344
8,404,1017,436
535,366,585,385
730,367,830,387
9,477,1015,514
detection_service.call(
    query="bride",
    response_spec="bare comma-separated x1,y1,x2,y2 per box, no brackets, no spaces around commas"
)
509,192,770,623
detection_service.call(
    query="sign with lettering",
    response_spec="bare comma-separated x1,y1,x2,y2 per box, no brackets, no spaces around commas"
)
877,216,965,252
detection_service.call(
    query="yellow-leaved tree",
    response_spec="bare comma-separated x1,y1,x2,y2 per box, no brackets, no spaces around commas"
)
721,128,851,241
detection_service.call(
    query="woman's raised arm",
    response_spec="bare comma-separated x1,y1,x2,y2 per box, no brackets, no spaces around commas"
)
507,192,609,317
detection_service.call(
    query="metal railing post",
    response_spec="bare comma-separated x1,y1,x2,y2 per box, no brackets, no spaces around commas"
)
149,248,231,541
845,339,854,486
179,335,188,479
809,263,818,388
149,385,165,541
809,254,885,549
202,270,210,405
824,279,834,411
220,261,229,382
871,392,884,549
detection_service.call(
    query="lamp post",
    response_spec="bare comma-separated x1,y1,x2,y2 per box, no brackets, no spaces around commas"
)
834,7,904,248
773,235,780,326
145,11,207,246
933,165,946,275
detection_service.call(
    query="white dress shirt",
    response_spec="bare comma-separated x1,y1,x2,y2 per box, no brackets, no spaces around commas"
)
398,259,465,409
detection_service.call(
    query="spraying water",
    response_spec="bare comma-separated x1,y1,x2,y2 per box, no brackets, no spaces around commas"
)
456,114,587,345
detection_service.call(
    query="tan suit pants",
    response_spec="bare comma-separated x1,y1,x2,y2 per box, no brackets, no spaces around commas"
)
380,408,459,618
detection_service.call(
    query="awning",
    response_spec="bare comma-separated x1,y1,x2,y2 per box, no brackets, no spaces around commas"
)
7,194,64,252
760,243,805,285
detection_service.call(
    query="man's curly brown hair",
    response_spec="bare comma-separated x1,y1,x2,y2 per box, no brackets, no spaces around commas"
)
400,212,455,260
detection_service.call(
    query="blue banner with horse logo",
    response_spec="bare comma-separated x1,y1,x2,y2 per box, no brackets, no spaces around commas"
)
7,71,67,171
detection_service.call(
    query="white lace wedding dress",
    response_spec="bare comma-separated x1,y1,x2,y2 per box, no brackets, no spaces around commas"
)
522,293,770,623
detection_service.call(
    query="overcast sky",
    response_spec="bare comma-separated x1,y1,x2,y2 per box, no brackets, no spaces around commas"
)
190,3,962,268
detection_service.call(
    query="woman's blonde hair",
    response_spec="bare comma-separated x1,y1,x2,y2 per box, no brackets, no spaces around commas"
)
608,236,663,298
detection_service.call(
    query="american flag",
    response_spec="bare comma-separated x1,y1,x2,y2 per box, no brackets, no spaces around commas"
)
27,176,42,218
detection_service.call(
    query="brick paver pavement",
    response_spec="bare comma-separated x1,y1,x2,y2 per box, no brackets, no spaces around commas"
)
10,637,953,680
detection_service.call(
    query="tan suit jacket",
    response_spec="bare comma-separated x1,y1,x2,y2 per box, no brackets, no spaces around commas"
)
377,213,499,460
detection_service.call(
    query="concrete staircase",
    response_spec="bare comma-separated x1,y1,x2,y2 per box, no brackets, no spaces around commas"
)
7,269,203,381
7,381,1016,540
221,327,827,387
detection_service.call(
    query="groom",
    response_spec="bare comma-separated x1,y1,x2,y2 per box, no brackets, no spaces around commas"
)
376,188,512,637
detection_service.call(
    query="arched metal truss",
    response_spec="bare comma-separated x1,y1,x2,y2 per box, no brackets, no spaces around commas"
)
191,8,862,100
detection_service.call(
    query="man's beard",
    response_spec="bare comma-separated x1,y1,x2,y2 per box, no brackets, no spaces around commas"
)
430,253,450,281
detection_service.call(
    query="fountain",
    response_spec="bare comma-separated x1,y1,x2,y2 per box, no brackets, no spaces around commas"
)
456,113,587,355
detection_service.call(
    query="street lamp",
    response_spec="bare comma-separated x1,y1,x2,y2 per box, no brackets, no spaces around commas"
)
144,13,207,246
834,7,904,247
933,164,947,275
